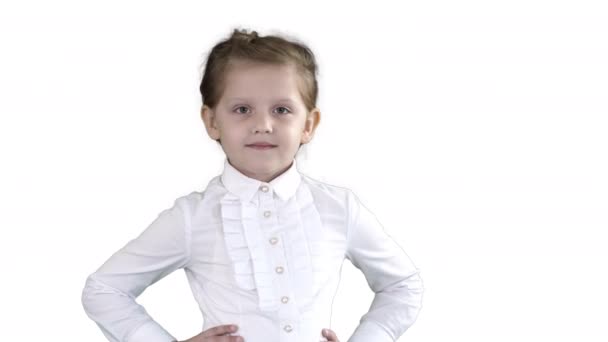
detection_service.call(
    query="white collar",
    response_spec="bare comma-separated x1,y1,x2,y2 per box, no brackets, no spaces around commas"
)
220,158,302,203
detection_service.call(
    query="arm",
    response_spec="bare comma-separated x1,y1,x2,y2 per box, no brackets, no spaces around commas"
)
81,197,192,342
345,190,424,342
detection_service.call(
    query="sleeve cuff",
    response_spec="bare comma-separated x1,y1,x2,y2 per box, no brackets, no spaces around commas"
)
347,320,394,342
127,320,176,342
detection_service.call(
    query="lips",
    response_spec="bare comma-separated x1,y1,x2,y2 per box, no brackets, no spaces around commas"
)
246,142,277,148
246,143,277,151
247,145,277,150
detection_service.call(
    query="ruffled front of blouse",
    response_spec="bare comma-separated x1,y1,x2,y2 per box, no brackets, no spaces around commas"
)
277,185,321,309
220,191,275,311
219,183,323,313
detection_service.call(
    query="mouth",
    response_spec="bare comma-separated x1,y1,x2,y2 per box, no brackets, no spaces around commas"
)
246,144,277,150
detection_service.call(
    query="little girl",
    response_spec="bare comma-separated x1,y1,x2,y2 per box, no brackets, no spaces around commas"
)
82,28,423,342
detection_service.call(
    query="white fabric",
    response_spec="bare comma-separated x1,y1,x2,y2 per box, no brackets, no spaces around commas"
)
82,158,423,342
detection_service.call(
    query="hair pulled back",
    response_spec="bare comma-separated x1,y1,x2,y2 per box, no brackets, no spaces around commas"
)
199,28,319,112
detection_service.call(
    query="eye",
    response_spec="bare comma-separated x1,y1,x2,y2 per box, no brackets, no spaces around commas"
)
234,106,250,114
274,106,291,115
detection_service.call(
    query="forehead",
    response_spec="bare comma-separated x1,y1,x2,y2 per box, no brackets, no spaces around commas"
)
221,61,303,102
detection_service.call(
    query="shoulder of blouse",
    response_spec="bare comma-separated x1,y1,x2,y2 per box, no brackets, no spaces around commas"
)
300,173,353,201
300,173,357,242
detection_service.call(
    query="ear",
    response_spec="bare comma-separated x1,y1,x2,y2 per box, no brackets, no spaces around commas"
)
300,108,321,145
201,105,221,141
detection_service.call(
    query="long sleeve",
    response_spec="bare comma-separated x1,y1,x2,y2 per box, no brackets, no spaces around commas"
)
344,190,424,342
81,197,192,342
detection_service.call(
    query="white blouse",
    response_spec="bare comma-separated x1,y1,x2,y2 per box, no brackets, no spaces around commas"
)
81,158,423,342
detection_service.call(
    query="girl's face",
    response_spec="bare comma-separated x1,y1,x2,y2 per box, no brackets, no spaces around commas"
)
201,60,321,183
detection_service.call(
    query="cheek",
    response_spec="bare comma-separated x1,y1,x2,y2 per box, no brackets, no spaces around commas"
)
289,124,305,138
278,127,299,140
221,125,246,141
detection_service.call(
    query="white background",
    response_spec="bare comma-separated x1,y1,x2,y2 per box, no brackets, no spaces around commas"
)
1,0,606,341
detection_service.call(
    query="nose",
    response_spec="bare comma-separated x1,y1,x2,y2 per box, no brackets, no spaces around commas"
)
251,112,273,133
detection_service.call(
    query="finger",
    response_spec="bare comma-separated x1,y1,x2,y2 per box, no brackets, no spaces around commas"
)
202,324,238,337
322,328,339,342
